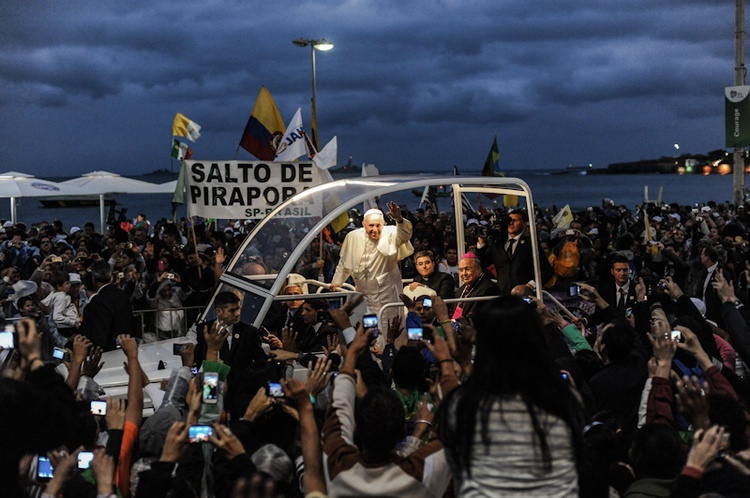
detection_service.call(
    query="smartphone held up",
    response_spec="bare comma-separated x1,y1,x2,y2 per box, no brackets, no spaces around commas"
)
362,314,379,338
189,425,213,443
202,372,219,404
0,323,15,349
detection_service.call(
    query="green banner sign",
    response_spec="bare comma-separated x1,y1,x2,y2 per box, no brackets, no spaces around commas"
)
726,85,750,148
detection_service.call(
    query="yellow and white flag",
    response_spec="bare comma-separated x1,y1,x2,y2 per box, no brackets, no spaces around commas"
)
553,204,574,230
172,113,201,142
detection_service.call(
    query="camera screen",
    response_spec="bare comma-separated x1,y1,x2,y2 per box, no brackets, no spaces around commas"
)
267,382,284,398
37,456,53,479
90,400,107,416
363,315,378,329
188,425,213,443
0,331,14,349
407,327,424,341
203,373,219,402
53,347,66,360
422,298,432,308
78,452,94,469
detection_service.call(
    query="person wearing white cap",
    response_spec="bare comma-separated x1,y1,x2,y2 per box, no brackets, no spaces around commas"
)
330,201,413,318
67,272,88,318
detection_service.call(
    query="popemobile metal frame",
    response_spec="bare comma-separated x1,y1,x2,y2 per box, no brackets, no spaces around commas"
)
93,175,543,414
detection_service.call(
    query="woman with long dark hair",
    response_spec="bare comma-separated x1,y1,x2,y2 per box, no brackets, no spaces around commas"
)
437,295,584,496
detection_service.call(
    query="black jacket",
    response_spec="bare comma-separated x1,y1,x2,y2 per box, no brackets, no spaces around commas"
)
478,233,553,295
81,283,137,351
194,320,267,370
413,270,456,300
455,272,499,318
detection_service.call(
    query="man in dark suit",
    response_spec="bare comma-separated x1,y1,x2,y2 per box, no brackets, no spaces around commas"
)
81,260,137,351
294,298,338,353
262,283,306,335
477,209,552,295
194,291,268,370
409,250,456,300
694,245,728,329
452,253,499,319
598,254,638,314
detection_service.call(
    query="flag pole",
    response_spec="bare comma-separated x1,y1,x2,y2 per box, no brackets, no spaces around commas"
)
190,217,202,279
318,237,324,282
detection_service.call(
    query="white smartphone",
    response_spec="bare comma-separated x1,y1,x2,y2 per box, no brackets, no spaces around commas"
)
202,372,219,404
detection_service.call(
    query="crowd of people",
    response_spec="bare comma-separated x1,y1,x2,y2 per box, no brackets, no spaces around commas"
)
4,195,750,497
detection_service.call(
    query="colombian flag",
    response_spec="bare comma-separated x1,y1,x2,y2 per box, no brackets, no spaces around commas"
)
239,86,286,160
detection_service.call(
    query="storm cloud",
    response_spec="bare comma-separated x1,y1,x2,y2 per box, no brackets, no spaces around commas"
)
0,0,739,175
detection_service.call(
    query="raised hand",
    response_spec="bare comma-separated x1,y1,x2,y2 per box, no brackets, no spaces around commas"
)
160,421,188,463
105,397,126,430
386,314,403,345
91,448,115,495
304,357,331,396
210,424,246,459
81,346,104,377
676,375,711,430
386,201,403,222
178,342,195,367
242,387,274,422
685,425,725,473
281,326,297,352
117,334,139,359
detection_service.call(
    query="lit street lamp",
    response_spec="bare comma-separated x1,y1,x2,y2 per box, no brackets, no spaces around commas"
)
292,38,334,151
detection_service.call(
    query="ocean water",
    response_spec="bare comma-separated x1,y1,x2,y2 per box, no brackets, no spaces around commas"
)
3,170,744,230
510,170,740,211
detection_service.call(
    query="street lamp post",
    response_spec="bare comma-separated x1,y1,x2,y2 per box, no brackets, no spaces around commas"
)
293,38,334,151
734,0,746,205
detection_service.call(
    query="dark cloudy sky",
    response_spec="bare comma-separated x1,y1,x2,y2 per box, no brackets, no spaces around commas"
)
0,0,740,177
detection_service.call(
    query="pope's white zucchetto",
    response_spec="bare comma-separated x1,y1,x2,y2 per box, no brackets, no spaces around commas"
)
363,209,384,221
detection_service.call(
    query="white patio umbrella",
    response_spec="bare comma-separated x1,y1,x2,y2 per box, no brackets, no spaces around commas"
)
154,180,177,193
62,170,170,231
0,171,91,224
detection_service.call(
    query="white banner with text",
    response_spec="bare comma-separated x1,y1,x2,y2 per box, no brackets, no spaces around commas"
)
184,161,326,219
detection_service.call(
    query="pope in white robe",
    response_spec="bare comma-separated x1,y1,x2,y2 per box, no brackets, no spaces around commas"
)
331,202,413,316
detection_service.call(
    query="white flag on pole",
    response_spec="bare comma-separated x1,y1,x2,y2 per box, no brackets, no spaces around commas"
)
312,136,338,170
275,108,307,162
